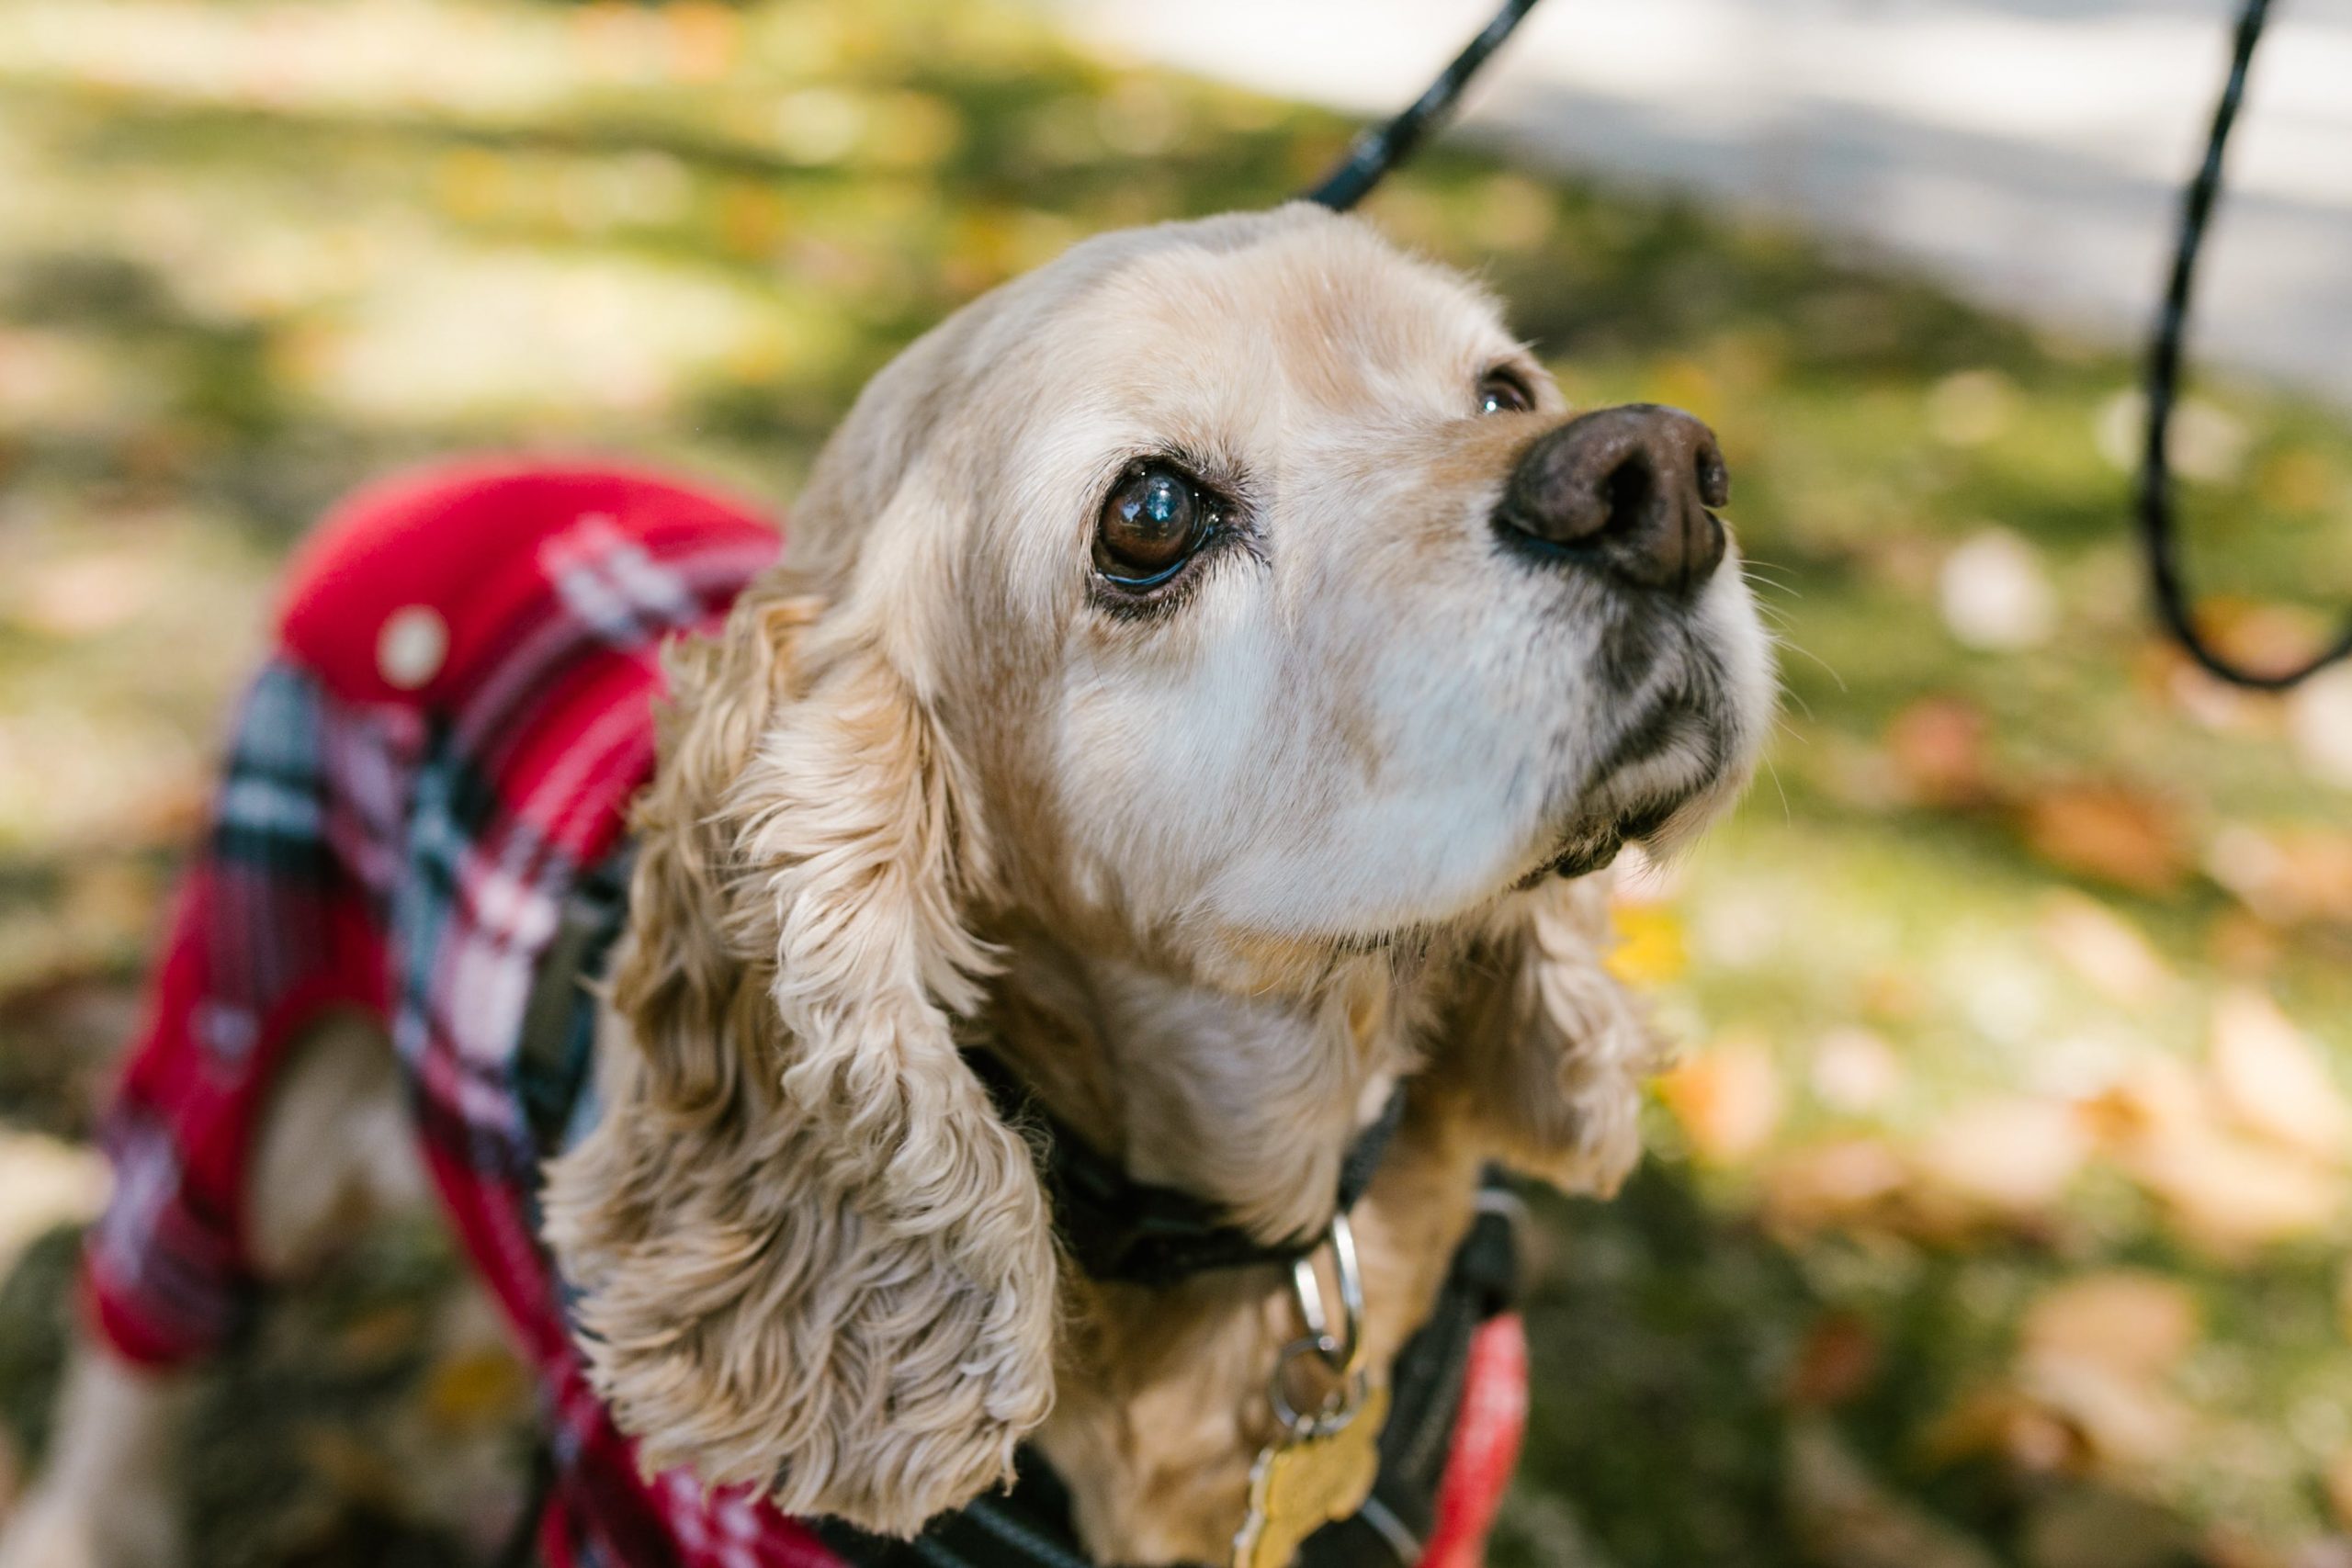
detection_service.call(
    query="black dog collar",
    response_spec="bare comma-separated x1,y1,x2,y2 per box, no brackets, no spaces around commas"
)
964,1045,1408,1288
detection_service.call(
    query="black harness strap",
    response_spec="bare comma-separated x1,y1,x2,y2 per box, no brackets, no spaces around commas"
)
812,1182,1522,1568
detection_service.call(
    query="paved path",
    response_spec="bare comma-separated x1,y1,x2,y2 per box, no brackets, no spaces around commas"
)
1044,0,2352,408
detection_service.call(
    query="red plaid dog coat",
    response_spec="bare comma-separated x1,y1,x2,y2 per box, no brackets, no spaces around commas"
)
79,460,1526,1568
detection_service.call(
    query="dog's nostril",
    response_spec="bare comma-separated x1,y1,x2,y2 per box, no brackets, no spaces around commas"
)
1494,402,1730,594
1603,457,1654,536
1696,446,1730,511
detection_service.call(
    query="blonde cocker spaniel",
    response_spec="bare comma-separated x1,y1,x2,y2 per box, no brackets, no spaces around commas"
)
1,204,1770,1568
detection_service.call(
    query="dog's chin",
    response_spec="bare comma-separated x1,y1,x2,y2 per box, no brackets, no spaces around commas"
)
1515,766,1735,889
1543,823,1631,880
1518,669,1767,890
1511,805,1657,888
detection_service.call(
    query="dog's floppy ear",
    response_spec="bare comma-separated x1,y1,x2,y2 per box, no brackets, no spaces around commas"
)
543,554,1057,1535
1435,872,1667,1197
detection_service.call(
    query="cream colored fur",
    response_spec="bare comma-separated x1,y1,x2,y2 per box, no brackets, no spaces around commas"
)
2,203,1770,1568
542,205,1770,1561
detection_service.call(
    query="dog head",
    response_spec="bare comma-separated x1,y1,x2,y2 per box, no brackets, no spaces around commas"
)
543,204,1771,1538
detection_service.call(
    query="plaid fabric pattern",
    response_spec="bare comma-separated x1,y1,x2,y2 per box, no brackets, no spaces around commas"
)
79,459,1525,1568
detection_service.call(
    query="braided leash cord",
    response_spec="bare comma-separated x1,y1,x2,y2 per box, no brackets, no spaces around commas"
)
2139,0,2350,690
1303,0,1544,212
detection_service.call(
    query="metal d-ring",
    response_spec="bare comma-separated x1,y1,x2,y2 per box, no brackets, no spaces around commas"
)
1288,1211,1366,1377
1271,1212,1370,1437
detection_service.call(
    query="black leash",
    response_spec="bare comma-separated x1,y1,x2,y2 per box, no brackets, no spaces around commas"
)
2140,0,2350,690
1303,0,1544,212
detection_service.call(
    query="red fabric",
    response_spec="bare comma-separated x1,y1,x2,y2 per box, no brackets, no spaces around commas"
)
79,457,1523,1567
276,459,769,705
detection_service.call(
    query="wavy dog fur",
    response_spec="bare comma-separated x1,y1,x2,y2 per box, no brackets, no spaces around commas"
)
543,584,1057,1528
543,203,1771,1561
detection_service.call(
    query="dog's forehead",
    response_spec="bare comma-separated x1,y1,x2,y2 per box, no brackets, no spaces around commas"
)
1057,215,1517,420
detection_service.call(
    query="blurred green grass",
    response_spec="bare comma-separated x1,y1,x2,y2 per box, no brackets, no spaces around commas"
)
3,3,2352,1565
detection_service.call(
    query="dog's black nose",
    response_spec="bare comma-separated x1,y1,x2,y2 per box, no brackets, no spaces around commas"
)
1495,403,1730,593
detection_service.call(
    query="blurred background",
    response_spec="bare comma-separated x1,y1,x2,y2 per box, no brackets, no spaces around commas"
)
2,2,2350,1565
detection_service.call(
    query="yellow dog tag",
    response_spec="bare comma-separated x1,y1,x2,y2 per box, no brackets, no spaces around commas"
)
1231,1379,1390,1568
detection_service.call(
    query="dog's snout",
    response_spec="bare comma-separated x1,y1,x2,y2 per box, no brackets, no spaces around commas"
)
1495,403,1730,593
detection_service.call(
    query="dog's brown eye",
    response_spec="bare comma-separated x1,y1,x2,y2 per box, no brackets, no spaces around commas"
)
1096,463,1211,586
1479,370,1534,415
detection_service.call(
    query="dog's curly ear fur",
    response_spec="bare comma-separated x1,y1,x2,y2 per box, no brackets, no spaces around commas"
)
1437,872,1668,1197
542,574,1057,1536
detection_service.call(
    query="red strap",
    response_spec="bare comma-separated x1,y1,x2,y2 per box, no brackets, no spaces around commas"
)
1420,1314,1529,1568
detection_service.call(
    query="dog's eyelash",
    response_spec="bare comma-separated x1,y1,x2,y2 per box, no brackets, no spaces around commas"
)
1088,525,1258,621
